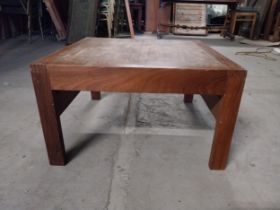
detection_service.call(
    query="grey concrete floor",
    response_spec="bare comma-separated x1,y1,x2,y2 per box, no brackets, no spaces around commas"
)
0,35,280,210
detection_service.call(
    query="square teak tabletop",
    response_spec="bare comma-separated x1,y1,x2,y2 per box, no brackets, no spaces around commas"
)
31,38,247,170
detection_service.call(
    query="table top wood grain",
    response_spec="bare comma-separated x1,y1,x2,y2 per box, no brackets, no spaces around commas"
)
36,38,244,72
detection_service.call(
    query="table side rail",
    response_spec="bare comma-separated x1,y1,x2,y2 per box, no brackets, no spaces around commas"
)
44,65,247,95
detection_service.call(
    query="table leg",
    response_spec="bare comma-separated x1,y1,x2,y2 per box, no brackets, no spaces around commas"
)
209,73,246,170
91,91,101,100
184,94,193,103
229,12,237,36
31,64,66,165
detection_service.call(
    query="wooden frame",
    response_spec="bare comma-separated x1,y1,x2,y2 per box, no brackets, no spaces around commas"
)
31,38,247,170
157,0,243,38
173,3,207,35
229,11,257,39
146,0,243,32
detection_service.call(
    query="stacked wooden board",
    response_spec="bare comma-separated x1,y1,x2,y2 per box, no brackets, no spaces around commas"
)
173,3,207,35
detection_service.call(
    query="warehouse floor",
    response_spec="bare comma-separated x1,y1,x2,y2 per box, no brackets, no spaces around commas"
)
0,35,280,210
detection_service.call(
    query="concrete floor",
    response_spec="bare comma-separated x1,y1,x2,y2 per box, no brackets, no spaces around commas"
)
0,35,280,210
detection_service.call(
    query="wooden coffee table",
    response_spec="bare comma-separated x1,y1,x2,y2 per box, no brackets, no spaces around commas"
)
31,38,247,170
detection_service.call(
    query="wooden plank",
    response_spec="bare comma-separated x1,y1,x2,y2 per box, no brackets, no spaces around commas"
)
43,0,67,40
264,0,278,40
158,3,173,33
124,0,135,38
67,0,99,44
145,0,160,32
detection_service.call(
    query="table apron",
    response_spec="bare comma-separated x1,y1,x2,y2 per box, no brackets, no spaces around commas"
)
47,66,230,95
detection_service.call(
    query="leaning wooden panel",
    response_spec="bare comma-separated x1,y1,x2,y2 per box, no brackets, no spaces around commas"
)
67,0,99,44
124,0,135,38
43,0,67,40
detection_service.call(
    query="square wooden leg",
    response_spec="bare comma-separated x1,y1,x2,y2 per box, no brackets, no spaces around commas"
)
91,91,101,100
229,12,237,35
209,73,246,170
184,94,193,103
31,64,66,165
